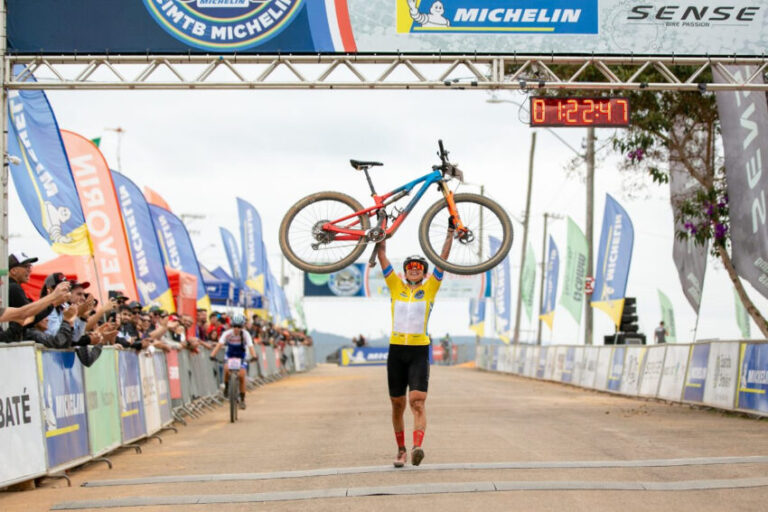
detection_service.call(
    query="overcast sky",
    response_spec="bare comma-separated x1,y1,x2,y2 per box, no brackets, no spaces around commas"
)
8,76,767,344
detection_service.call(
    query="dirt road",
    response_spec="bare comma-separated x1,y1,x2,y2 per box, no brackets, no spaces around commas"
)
3,363,768,511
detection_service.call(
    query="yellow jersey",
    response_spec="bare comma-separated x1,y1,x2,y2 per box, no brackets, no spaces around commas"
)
383,264,443,346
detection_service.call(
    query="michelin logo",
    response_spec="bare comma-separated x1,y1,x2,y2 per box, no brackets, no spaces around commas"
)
398,0,598,34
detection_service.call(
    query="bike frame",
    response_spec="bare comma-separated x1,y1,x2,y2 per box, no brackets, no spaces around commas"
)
321,168,463,240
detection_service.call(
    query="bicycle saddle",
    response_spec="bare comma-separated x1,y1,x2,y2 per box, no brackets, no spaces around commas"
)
350,159,383,170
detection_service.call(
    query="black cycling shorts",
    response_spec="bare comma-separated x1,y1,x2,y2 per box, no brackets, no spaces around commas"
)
387,344,430,397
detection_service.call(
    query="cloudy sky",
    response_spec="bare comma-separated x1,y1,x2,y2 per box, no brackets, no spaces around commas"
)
8,78,766,344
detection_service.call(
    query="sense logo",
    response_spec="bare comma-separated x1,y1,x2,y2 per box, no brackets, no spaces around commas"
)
143,0,303,51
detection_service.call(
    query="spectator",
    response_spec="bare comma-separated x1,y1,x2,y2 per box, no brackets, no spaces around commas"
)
354,334,367,348
7,252,51,331
207,312,224,342
654,321,668,344
40,273,95,341
0,276,71,342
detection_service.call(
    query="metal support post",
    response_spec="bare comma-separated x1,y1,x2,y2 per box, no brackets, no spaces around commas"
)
584,127,595,345
513,132,536,344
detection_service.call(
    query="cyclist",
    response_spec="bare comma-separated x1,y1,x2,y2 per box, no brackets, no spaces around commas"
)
376,216,454,468
209,313,257,410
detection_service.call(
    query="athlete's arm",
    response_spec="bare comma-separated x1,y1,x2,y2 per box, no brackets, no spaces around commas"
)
243,330,258,359
209,329,230,358
376,239,391,271
434,216,455,273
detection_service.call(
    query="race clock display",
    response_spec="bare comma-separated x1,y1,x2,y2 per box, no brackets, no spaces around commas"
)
530,97,630,127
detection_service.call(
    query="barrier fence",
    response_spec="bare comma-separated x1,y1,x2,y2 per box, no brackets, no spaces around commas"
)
0,342,316,489
476,341,768,417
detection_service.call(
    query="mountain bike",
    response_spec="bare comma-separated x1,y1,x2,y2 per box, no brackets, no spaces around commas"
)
279,140,513,275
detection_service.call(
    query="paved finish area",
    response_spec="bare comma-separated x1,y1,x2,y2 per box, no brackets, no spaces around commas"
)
3,363,768,511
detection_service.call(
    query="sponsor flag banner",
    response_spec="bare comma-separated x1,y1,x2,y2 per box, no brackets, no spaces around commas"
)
63,130,139,304
113,171,175,311
560,217,587,324
0,344,47,487
657,290,677,342
734,288,752,339
737,343,768,413
490,235,511,343
539,235,559,330
39,351,89,470
591,194,634,327
7,67,91,256
149,204,211,311
117,351,147,444
607,346,625,392
83,347,121,457
658,345,690,401
152,353,173,426
639,345,666,397
714,66,768,300
669,145,708,313
238,198,267,295
304,264,366,297
469,298,486,337
521,242,536,321
703,342,740,409
8,1,768,56
143,186,171,211
220,227,245,289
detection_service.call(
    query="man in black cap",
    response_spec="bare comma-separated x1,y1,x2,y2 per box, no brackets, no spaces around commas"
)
8,252,39,309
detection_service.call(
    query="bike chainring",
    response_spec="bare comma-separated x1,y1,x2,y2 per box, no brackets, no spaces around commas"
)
365,227,387,243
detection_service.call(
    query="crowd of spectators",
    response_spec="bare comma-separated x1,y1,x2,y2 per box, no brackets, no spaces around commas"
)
1,252,311,370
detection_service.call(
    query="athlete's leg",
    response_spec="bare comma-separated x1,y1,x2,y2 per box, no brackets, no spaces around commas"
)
390,396,407,432
238,367,247,394
223,368,230,395
407,347,430,466
388,345,408,467
408,390,427,432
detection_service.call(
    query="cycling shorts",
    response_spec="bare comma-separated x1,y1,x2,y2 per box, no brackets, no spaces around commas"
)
387,344,430,397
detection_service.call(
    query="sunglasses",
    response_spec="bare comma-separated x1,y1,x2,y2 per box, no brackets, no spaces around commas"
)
405,262,425,271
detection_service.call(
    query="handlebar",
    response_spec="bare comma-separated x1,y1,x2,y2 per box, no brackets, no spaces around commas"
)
435,140,464,182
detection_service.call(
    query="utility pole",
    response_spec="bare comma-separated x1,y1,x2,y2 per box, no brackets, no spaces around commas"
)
0,3,7,311
513,132,536,344
584,126,595,345
105,126,125,171
476,184,485,350
536,212,562,344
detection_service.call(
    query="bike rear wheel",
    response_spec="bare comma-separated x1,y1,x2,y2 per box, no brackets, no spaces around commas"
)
280,191,371,274
419,193,513,275
229,372,238,423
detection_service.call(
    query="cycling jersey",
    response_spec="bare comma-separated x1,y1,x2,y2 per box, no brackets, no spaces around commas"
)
218,328,254,360
383,264,443,346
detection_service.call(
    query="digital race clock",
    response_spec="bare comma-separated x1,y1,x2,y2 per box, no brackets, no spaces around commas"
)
530,97,630,127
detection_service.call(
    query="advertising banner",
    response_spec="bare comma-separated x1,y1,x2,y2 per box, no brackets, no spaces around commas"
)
40,351,90,470
570,347,584,385
521,242,536,321
657,290,677,342
539,236,559,330
490,236,511,342
305,264,366,297
703,342,739,409
113,171,175,311
658,345,690,401
63,131,139,304
714,66,768,301
552,346,564,381
560,217,587,324
8,1,768,56
165,349,182,400
83,347,121,457
7,67,91,256
594,347,612,391
150,204,211,310
117,351,147,443
0,345,47,487
562,347,576,383
536,346,548,378
152,353,173,426
639,346,666,397
579,346,599,388
607,346,625,391
515,345,527,375
619,346,646,396
220,227,245,288
683,343,711,402
139,353,162,434
592,194,634,327
737,343,768,413
524,346,538,377
341,347,390,366
238,198,267,295
544,345,557,380
734,288,752,339
469,298,486,337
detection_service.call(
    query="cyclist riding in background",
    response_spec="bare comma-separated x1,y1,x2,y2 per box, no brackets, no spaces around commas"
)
209,313,257,410
377,215,454,468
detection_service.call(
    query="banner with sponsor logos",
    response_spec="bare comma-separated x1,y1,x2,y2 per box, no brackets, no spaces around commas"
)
341,347,390,366
469,298,486,337
703,342,739,409
594,347,612,391
113,171,175,312
521,242,537,321
535,346,548,378
0,344,47,487
139,353,162,434
639,345,666,397
305,264,366,297
238,198,267,296
220,227,245,289
7,1,768,56
117,351,147,444
83,347,121,457
540,236,559,330
560,217,587,325
491,235,512,343
579,346,599,388
153,352,174,426
571,346,584,384
607,346,625,392
737,343,768,413
39,350,90,470
658,345,690,401
683,343,711,402
619,346,646,396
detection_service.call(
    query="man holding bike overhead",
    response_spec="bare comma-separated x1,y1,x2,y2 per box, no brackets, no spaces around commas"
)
209,313,257,410
377,216,454,468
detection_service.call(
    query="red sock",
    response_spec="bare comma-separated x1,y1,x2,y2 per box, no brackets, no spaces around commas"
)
413,429,425,448
395,431,405,449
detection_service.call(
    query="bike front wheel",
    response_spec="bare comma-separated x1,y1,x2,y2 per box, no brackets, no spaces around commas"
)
229,372,238,423
419,193,513,275
279,191,371,274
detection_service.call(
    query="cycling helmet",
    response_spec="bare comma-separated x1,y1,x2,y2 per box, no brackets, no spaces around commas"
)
231,313,245,328
403,255,429,275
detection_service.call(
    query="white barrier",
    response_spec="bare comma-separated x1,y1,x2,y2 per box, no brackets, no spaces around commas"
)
619,347,646,396
138,352,162,435
544,346,557,380
580,347,599,388
594,347,612,391
638,346,666,397
552,346,566,382
571,347,585,385
658,345,690,401
703,342,740,409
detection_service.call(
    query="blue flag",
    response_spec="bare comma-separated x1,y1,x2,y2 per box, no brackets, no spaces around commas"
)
220,227,244,288
469,298,486,337
112,171,175,312
592,194,635,327
7,66,90,255
237,198,266,295
490,235,511,343
539,236,560,330
149,204,210,310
